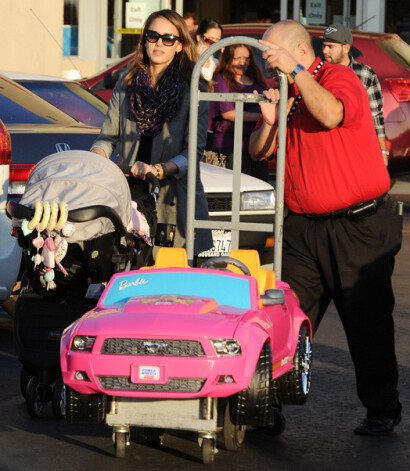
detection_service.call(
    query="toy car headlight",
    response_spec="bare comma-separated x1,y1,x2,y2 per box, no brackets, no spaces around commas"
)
71,335,96,352
211,339,241,356
241,191,275,211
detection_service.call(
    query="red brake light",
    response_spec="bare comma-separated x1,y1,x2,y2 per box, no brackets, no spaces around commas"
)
0,119,12,164
10,163,35,182
9,163,35,196
385,78,410,103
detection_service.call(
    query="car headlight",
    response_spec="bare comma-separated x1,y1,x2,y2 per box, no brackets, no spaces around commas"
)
241,191,275,211
211,339,241,356
71,335,96,352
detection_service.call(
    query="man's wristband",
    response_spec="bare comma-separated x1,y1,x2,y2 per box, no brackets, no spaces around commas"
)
290,64,305,79
153,163,165,179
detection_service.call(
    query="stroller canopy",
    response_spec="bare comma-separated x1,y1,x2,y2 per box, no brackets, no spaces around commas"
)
20,150,133,242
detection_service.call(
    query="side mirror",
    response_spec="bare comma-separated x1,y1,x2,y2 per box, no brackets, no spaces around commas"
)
261,288,285,306
86,283,106,301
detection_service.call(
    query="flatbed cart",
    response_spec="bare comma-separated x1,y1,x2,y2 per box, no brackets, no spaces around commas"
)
60,37,312,466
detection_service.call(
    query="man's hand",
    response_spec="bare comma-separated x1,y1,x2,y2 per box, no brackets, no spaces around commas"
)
130,161,157,179
259,40,298,76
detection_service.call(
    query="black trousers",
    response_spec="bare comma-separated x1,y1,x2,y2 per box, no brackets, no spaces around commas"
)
282,201,402,418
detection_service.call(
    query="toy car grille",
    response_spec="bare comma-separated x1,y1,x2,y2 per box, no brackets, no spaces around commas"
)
97,376,205,393
206,195,232,211
100,339,206,356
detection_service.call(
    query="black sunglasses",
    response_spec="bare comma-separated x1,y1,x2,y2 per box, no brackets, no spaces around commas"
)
146,29,182,47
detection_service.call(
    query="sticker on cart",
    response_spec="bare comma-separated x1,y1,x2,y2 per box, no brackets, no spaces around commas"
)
139,366,160,380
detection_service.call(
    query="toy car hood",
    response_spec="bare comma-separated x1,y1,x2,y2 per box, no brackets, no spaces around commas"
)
71,294,248,340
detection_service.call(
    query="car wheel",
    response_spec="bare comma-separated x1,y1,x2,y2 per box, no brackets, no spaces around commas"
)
51,378,65,420
229,343,272,427
113,431,127,458
65,386,105,424
272,324,312,405
223,402,246,451
26,377,43,418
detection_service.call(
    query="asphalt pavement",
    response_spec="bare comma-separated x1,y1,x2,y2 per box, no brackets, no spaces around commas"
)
0,181,409,471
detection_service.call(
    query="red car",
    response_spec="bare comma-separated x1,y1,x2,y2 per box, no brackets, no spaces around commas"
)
79,24,410,177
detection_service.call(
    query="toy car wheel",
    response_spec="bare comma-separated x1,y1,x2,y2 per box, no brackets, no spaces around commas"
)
113,432,127,458
229,343,272,427
65,386,105,424
273,324,312,405
26,377,43,418
51,378,65,420
20,367,34,400
201,438,216,465
223,402,246,451
144,427,164,447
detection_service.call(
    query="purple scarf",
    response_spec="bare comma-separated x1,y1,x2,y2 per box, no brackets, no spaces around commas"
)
129,60,185,137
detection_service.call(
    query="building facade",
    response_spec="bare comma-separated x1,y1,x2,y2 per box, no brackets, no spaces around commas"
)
0,0,407,79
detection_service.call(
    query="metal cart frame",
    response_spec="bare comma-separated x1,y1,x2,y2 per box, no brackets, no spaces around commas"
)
186,36,288,279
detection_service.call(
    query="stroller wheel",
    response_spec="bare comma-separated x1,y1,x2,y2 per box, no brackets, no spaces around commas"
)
52,378,66,420
20,367,34,400
26,377,43,418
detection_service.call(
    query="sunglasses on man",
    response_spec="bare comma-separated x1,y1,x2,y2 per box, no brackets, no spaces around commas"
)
145,30,182,47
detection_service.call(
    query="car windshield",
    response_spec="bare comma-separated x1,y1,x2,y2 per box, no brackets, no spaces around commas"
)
16,81,108,127
100,270,253,310
0,76,78,125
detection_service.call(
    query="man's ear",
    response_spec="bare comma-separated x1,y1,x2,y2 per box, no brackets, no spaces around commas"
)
297,42,309,60
344,44,351,55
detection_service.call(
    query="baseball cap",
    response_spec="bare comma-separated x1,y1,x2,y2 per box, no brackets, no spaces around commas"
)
322,24,353,45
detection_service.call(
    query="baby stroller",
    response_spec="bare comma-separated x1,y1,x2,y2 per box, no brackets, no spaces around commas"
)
7,150,158,418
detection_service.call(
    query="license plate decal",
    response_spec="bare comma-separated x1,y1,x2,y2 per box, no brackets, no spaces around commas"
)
199,230,232,257
139,366,160,381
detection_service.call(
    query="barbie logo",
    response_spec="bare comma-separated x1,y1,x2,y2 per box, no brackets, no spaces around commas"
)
118,277,149,290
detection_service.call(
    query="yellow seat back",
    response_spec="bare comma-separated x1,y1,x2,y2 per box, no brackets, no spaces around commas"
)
153,247,189,268
229,249,275,295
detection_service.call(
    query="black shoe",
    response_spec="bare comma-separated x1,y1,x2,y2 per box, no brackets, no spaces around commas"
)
354,415,401,436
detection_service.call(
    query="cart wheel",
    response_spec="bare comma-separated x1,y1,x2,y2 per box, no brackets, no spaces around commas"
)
26,377,43,418
114,432,127,458
223,402,246,451
20,367,34,400
201,438,216,465
144,428,164,447
52,378,65,419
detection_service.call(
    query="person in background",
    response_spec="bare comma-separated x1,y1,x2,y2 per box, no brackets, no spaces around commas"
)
194,18,223,82
209,44,269,181
256,7,273,23
249,20,402,436
322,23,389,165
90,9,212,258
183,11,198,31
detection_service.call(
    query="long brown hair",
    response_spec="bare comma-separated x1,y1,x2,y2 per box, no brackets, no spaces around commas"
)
214,44,267,92
123,9,198,88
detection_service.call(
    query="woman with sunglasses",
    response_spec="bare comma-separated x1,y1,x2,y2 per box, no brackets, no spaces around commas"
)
194,18,223,81
91,9,212,258
209,44,269,181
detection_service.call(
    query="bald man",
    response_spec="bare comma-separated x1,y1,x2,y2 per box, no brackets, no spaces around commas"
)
250,20,402,436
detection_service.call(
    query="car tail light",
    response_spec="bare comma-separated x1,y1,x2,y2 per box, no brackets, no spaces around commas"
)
384,78,410,103
0,119,12,164
9,163,34,196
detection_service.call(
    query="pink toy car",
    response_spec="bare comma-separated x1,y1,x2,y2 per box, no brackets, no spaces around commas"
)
61,247,312,464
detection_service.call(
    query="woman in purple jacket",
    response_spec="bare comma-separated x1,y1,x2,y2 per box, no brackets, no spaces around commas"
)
210,44,269,181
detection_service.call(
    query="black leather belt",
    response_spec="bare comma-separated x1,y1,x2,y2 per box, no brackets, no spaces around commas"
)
303,193,388,221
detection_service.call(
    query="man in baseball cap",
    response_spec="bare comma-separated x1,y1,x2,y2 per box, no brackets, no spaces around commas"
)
322,23,389,165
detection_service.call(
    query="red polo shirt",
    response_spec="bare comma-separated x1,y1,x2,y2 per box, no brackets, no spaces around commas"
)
254,58,390,214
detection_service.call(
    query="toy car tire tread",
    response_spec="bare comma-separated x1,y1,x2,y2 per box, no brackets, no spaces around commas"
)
65,386,105,424
272,324,312,405
229,343,272,427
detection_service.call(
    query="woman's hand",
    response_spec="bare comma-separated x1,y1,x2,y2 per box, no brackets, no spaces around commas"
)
90,146,107,158
130,161,158,179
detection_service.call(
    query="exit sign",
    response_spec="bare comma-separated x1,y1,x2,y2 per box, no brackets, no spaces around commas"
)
306,1,326,25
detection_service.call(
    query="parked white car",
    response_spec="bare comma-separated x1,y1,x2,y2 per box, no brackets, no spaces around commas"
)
0,119,21,304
